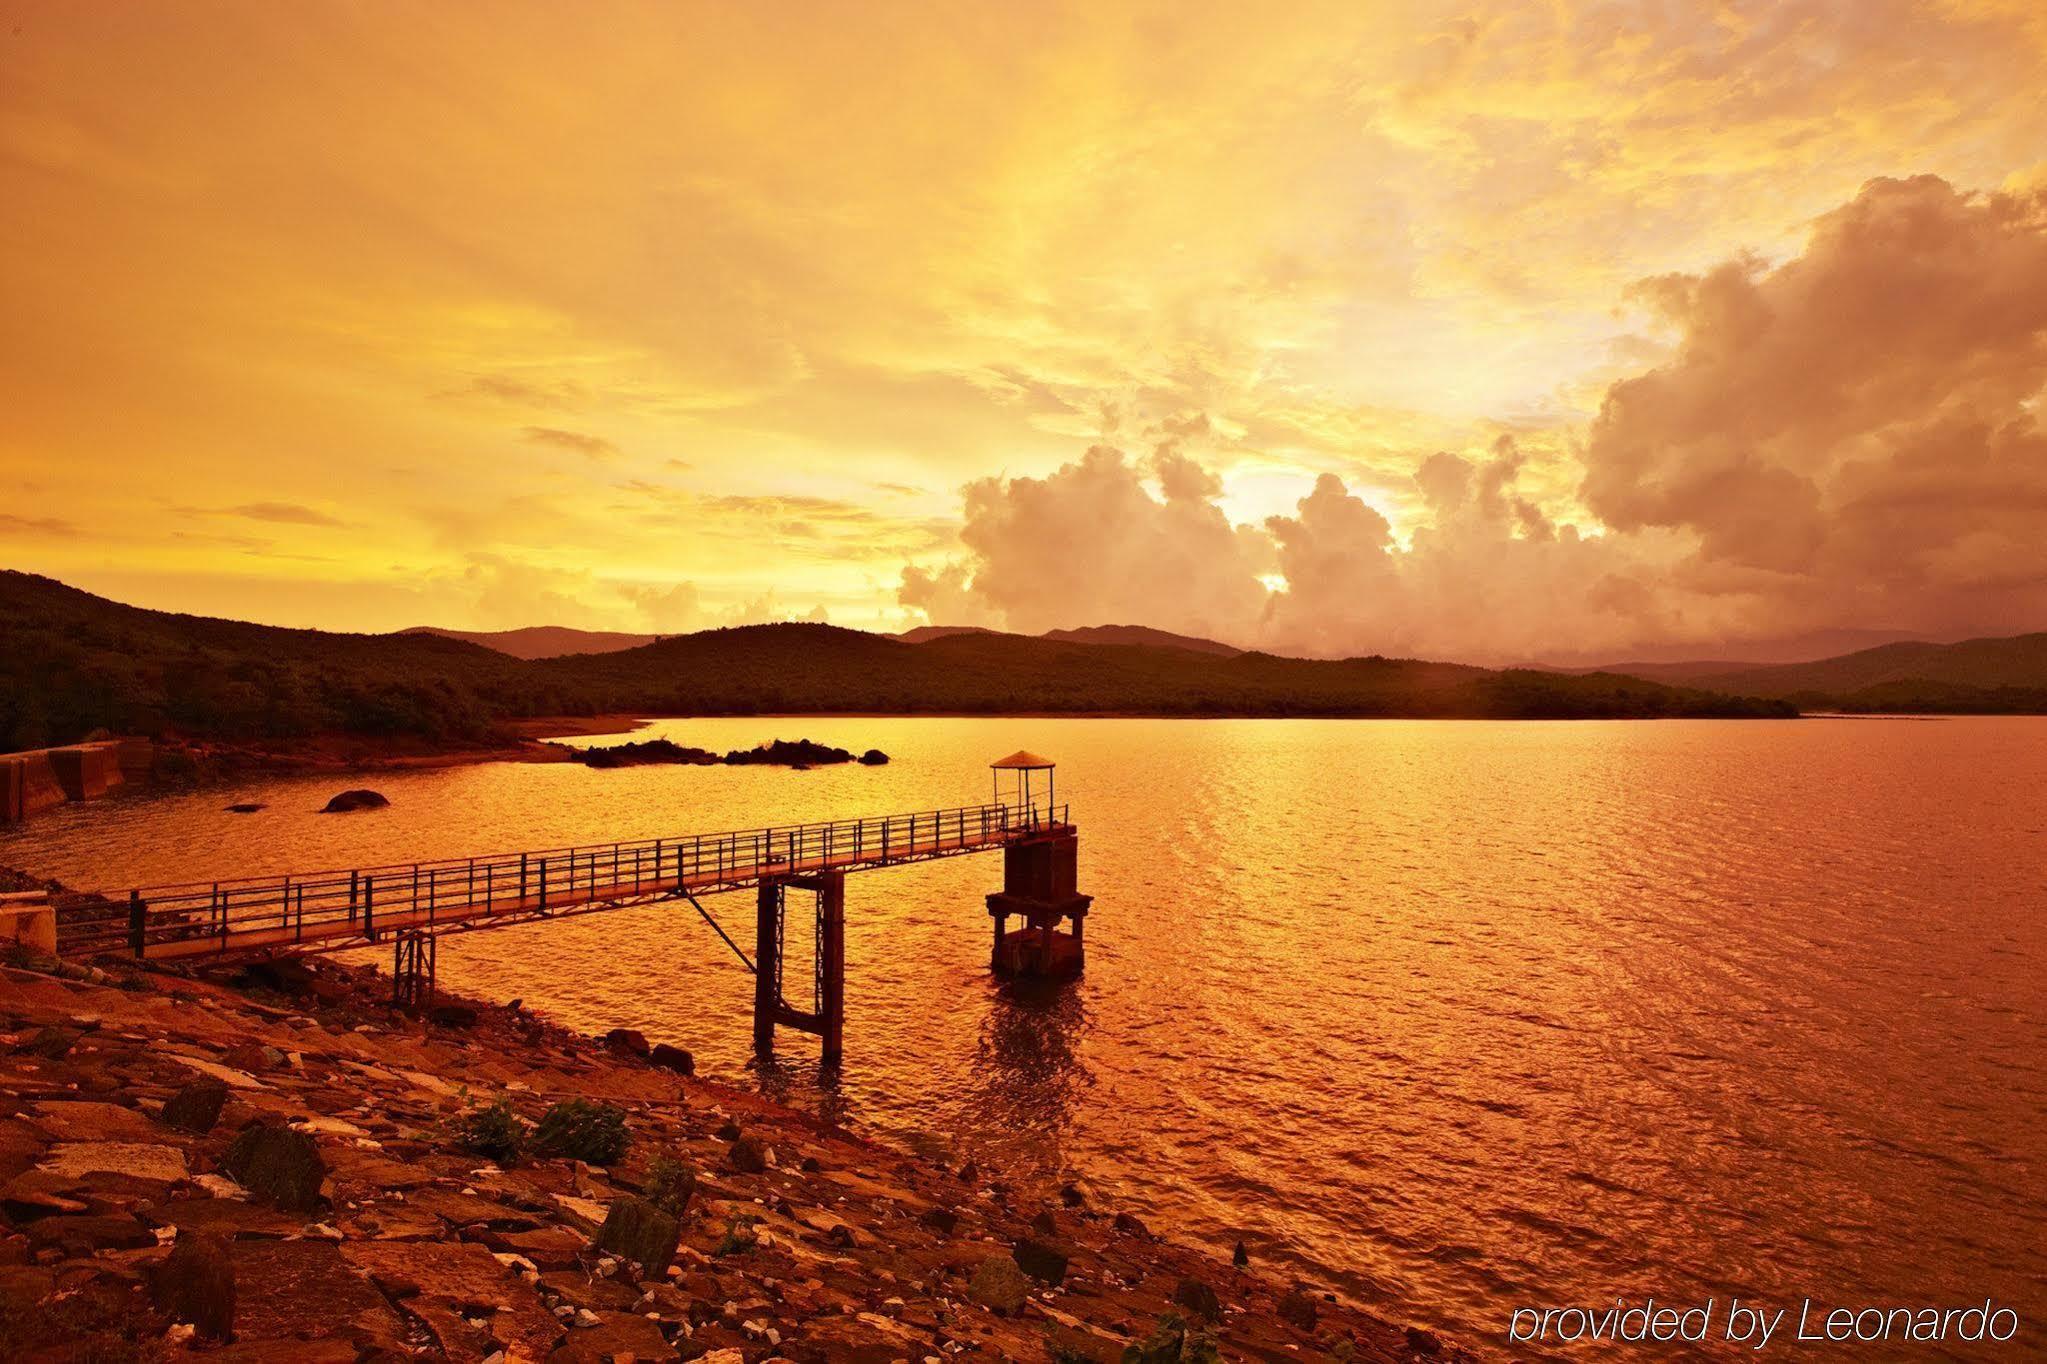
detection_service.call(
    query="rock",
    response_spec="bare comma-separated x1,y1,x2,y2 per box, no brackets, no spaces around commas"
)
648,1043,694,1076
428,1003,479,1028
222,1120,327,1212
1232,1238,1250,1268
319,788,389,813
1059,1181,1087,1207
577,739,722,769
18,1025,82,1059
1114,1211,1150,1237
222,1042,284,1073
152,1231,235,1341
601,1028,650,1058
1173,1276,1221,1322
967,1255,1029,1314
557,1310,671,1360
38,1140,189,1182
714,1119,742,1141
1030,1210,1058,1238
224,802,265,813
1406,1325,1444,1355
918,1206,958,1236
1011,1237,1069,1286
725,1135,767,1174
857,749,889,765
722,738,855,767
1277,1287,1318,1330
594,1195,679,1275
161,1078,230,1134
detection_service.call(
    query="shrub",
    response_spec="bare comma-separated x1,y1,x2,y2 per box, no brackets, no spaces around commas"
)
532,1099,630,1164
713,1214,758,1258
452,1096,527,1164
643,1155,698,1215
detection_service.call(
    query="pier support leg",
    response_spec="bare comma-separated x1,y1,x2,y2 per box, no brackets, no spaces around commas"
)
817,872,845,1066
754,881,782,1056
393,930,436,1012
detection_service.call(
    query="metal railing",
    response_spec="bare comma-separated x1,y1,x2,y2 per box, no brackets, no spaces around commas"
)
58,800,1069,960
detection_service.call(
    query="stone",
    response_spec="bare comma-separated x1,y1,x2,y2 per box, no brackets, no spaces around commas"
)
225,802,265,813
162,1078,230,1134
1113,1211,1150,1237
1173,1276,1221,1322
1059,1181,1086,1207
967,1255,1029,1314
725,1135,767,1173
1277,1287,1317,1330
648,1043,694,1075
714,1119,742,1141
1406,1325,1444,1355
857,749,889,765
602,1028,650,1058
19,1025,81,1059
1232,1238,1250,1267
918,1206,957,1236
152,1230,235,1341
26,1213,158,1254
222,1120,327,1212
558,1310,671,1360
320,788,389,813
1011,1237,1069,1286
222,1042,285,1073
38,1140,189,1183
429,1003,480,1028
595,1195,680,1275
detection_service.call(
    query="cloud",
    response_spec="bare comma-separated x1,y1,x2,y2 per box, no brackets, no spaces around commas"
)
0,513,76,536
224,502,346,527
523,426,619,460
1583,174,2047,634
622,580,705,633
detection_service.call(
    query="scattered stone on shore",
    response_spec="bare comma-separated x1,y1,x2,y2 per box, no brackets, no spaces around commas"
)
602,1026,651,1058
161,1077,229,1133
151,1230,236,1341
1174,1275,1222,1322
1233,1237,1251,1267
0,941,1481,1363
319,787,389,813
649,1042,694,1075
222,1120,327,1212
224,801,265,813
1278,1285,1319,1330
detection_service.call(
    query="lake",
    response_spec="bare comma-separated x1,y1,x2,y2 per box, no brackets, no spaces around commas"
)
5,716,2043,1353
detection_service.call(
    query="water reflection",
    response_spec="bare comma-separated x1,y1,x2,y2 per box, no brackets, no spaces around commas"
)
961,977,1096,1174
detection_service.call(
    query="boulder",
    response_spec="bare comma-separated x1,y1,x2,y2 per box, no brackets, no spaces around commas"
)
427,1003,478,1028
319,788,389,813
967,1255,1029,1314
601,1028,650,1058
1173,1276,1221,1322
857,749,889,765
918,1206,958,1236
19,1025,82,1059
1406,1326,1444,1355
1113,1210,1150,1238
725,1135,768,1174
222,1042,283,1073
152,1231,236,1341
649,1043,694,1075
1232,1238,1250,1267
161,1079,230,1134
1012,1237,1069,1286
222,1121,326,1212
594,1195,679,1275
1277,1287,1318,1330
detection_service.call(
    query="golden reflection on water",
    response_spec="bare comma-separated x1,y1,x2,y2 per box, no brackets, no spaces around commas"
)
5,716,2044,1348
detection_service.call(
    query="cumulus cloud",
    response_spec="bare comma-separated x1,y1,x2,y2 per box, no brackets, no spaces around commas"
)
899,175,2047,661
1584,174,2047,635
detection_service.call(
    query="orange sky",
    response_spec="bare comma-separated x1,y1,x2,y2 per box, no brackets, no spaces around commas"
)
4,2,2046,657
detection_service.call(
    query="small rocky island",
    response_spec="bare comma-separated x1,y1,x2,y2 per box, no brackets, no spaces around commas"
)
569,739,889,771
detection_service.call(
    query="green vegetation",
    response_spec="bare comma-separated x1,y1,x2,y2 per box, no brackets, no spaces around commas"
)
0,570,1813,751
451,1095,528,1164
532,1098,631,1164
642,1154,698,1215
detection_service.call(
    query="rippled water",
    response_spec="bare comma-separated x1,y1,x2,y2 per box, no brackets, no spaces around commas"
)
6,717,2044,1353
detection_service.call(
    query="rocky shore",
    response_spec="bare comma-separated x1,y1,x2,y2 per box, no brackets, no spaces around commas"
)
0,951,1471,1363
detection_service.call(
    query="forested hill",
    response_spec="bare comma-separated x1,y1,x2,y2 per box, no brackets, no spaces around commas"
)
0,571,1793,748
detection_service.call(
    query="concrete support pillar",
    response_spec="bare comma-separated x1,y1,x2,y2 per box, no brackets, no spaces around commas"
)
754,880,781,1055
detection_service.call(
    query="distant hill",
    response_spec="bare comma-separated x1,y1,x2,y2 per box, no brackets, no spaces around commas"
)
1040,624,1241,656
402,624,659,659
893,625,1002,644
0,572,1792,748
1540,627,1931,674
1698,633,2047,710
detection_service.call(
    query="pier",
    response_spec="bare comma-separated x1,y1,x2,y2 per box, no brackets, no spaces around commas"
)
52,756,1089,1062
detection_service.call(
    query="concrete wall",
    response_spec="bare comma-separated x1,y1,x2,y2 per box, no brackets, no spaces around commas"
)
0,738,145,821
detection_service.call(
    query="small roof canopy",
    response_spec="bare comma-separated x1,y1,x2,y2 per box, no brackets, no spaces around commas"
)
990,749,1056,770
